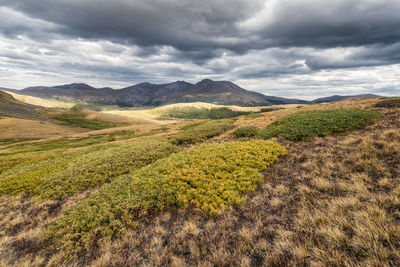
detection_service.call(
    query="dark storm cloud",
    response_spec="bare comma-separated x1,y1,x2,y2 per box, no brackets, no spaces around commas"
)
256,1,400,48
0,0,263,53
2,0,400,52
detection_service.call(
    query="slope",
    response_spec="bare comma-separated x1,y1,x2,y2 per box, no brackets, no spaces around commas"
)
0,90,47,120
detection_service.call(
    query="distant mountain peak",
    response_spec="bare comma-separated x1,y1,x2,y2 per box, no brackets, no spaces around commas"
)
197,79,214,84
53,83,95,90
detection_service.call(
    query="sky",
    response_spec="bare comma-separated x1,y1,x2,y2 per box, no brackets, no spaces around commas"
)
0,0,399,99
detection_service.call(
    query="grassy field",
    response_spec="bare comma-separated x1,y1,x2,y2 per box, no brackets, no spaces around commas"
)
0,97,399,266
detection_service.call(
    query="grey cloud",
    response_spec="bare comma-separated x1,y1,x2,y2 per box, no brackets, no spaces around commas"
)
0,7,60,40
255,0,400,48
0,0,399,98
305,42,400,70
0,0,263,52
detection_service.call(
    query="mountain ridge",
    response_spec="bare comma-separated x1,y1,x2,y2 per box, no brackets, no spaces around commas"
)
2,80,381,107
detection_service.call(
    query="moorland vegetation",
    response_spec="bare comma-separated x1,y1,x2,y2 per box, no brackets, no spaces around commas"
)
0,98,398,266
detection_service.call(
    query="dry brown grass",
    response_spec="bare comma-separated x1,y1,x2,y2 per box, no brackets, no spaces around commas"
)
0,98,399,266
0,118,87,139
0,188,97,266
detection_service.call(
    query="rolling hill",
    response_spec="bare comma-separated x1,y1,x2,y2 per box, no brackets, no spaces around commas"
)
5,79,308,107
0,90,47,120
312,94,380,103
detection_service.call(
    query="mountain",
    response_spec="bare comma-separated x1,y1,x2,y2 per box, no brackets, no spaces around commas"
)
0,90,47,120
8,80,308,107
312,94,380,103
148,79,308,106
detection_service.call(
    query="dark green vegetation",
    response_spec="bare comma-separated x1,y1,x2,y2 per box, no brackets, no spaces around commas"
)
232,126,260,138
48,140,287,254
52,114,128,129
374,98,400,108
259,109,380,141
158,106,252,120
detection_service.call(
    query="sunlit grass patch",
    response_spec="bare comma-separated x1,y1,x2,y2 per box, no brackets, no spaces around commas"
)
259,109,380,141
48,140,287,255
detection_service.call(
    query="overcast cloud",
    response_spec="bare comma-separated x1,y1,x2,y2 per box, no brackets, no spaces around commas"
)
0,0,399,99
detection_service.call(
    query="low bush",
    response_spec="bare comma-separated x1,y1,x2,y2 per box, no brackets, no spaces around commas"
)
48,140,287,254
259,109,380,141
0,139,179,198
374,98,400,108
232,126,260,138
168,119,234,145
52,115,128,129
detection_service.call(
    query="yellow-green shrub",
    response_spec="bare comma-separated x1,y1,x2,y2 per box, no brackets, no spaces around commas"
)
0,139,179,198
48,140,287,254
